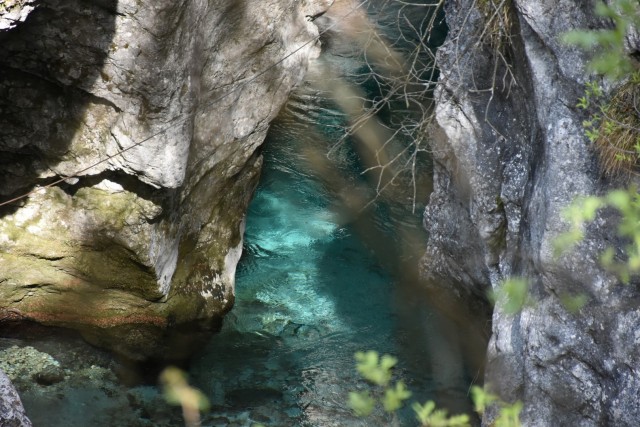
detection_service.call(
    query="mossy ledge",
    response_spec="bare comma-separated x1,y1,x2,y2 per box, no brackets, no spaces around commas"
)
594,75,640,177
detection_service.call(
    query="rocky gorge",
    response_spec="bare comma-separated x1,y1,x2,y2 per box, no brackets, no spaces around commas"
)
1,0,640,426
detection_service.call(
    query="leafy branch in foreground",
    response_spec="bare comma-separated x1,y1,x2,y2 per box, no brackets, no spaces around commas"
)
349,350,522,427
348,351,413,419
489,277,531,315
556,186,640,284
562,0,640,80
471,386,522,427
160,366,210,427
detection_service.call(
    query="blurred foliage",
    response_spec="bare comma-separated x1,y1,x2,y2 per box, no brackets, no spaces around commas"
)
355,350,398,387
489,278,531,315
412,401,471,427
558,292,589,313
562,0,640,79
564,0,640,176
349,351,523,426
471,386,522,427
557,187,640,284
349,350,412,419
160,367,209,427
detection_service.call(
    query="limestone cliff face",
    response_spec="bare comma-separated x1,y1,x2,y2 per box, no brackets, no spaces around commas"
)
0,0,331,359
425,0,640,424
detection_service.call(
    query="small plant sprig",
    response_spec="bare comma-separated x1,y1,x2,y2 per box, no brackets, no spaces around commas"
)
349,351,525,427
489,277,531,315
471,386,522,427
349,351,524,426
349,349,470,425
412,401,471,427
556,186,640,284
348,351,413,418
160,367,210,427
562,0,640,80
576,80,604,143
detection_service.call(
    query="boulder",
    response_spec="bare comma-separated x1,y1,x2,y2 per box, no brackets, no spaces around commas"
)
0,0,330,359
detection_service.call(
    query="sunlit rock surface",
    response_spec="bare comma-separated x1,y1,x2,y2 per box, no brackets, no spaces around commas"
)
425,0,640,425
0,0,35,31
0,0,329,359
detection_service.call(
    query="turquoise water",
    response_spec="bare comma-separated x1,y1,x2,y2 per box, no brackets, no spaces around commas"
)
188,107,448,425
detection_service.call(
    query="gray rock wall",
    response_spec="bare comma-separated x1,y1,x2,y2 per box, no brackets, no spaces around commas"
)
0,0,330,359
425,0,640,424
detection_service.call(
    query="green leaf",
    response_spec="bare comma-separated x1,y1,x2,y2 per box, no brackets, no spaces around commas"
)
413,400,471,427
380,354,398,372
382,381,412,412
606,189,630,210
495,400,523,427
559,293,589,313
561,30,599,48
500,278,529,315
471,385,497,415
585,128,599,142
553,229,584,257
577,97,589,109
354,351,396,386
448,414,472,426
413,400,436,424
348,391,376,417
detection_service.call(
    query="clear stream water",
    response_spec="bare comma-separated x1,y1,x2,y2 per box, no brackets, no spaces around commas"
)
189,115,437,425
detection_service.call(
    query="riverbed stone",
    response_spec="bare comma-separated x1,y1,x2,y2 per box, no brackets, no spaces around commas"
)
0,0,331,359
0,369,32,427
426,0,640,425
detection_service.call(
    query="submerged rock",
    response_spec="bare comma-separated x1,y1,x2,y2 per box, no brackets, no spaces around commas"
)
426,0,640,425
0,0,332,359
32,365,65,386
0,345,62,387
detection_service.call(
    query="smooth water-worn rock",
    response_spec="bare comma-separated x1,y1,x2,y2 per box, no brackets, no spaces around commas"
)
0,0,332,359
0,369,32,427
425,0,640,425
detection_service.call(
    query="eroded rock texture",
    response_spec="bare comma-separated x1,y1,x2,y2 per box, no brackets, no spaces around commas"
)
425,0,640,425
0,369,32,427
0,0,330,359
